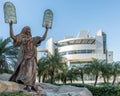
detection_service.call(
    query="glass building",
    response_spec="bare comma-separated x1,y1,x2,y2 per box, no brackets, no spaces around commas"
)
46,29,113,67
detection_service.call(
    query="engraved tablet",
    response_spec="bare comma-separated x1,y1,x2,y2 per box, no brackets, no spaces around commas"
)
42,9,53,29
4,2,17,24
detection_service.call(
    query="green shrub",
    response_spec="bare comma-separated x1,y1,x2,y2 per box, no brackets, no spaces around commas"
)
56,83,120,96
0,93,30,96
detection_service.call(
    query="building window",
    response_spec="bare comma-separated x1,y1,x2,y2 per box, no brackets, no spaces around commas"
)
59,49,95,56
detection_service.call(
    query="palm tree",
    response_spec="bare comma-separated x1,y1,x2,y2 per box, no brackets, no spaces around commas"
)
59,66,68,84
100,61,113,84
46,50,66,83
0,37,18,73
74,66,85,84
84,58,101,86
111,61,120,85
37,57,49,82
66,67,78,84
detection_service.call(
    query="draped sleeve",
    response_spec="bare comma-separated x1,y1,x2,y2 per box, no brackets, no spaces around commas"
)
33,36,43,47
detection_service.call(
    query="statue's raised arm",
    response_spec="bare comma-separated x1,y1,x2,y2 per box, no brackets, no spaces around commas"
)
41,26,49,41
9,21,16,40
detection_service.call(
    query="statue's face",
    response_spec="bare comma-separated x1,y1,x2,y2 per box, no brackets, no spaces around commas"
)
22,26,32,37
25,27,31,36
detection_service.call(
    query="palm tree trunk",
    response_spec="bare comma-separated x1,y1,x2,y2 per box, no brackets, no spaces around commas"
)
50,71,54,84
38,75,41,82
70,79,72,84
42,74,46,83
63,77,67,84
112,75,116,85
94,75,98,86
102,75,107,84
107,77,109,83
81,74,84,84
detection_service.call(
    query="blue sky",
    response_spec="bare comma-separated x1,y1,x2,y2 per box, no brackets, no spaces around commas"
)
0,0,120,61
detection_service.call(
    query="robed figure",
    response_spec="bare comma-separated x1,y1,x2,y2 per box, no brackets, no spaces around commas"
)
9,21,48,91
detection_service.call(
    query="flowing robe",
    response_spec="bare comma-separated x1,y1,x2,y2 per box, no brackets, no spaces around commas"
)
9,35,42,86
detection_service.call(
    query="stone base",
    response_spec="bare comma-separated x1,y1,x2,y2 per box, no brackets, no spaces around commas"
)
0,80,93,96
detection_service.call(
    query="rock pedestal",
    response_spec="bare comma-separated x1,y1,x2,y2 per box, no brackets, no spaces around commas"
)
0,80,19,93
35,83,93,96
0,81,93,96
0,73,93,96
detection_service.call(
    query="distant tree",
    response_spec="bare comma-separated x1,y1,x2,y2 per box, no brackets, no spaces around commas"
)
74,66,85,84
66,67,78,84
48,51,68,83
59,65,68,84
111,61,120,85
37,57,49,82
100,61,112,84
38,50,67,84
84,58,102,86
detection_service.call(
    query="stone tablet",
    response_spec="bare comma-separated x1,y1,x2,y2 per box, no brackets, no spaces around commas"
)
4,2,17,24
42,9,53,29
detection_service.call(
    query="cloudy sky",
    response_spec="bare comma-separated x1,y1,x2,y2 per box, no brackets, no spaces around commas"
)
0,0,120,61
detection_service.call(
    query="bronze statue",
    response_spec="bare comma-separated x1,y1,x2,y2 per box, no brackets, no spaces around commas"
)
9,21,48,91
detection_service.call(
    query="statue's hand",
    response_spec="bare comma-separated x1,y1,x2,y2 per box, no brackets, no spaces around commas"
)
9,21,13,26
45,24,49,30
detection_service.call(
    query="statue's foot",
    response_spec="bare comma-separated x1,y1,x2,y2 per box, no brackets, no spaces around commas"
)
31,86,37,91
31,86,42,93
36,86,42,93
23,86,31,92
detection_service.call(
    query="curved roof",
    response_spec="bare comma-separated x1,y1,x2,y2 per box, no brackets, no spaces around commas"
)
56,38,95,46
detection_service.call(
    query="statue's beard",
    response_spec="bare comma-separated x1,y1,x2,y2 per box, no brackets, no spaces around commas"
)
21,34,32,39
